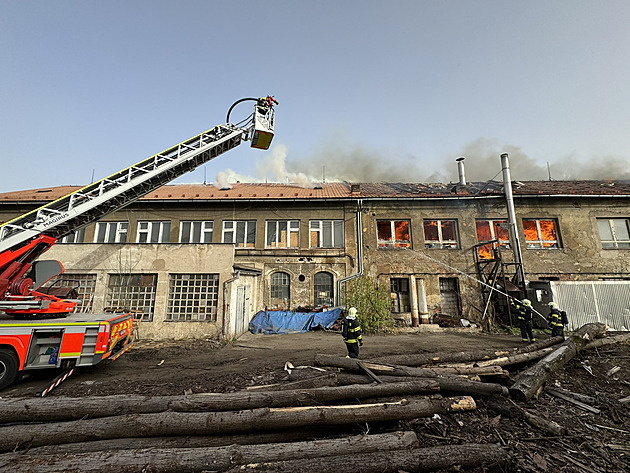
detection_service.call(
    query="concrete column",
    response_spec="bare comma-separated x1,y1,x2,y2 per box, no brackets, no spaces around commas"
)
410,276,420,327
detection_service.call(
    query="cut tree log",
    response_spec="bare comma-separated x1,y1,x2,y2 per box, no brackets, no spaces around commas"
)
336,373,509,397
314,354,507,377
9,426,356,455
509,323,608,402
227,443,508,472
246,372,337,391
0,380,439,424
0,396,476,452
369,336,564,366
0,431,419,473
475,346,556,367
582,333,630,351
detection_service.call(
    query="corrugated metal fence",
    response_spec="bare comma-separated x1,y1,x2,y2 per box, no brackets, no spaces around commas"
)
550,281,630,331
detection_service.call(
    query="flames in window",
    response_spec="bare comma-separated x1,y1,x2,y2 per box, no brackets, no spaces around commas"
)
475,220,510,259
523,219,558,248
377,220,411,248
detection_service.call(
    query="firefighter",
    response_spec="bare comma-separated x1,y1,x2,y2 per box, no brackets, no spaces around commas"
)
547,301,566,337
510,297,535,343
342,307,363,358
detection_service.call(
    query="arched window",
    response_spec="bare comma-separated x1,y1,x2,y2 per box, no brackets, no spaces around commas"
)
314,271,334,307
270,272,290,309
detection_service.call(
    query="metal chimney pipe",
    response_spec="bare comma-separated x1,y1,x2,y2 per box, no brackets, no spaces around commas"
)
501,153,526,289
456,157,466,186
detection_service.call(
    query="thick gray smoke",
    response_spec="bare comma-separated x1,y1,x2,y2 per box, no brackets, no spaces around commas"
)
286,137,630,183
214,138,630,187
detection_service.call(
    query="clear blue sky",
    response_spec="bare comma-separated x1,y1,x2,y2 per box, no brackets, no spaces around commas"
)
2,0,630,191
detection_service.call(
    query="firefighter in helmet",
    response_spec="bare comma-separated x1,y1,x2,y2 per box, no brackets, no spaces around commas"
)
342,307,363,358
547,301,567,338
510,297,536,343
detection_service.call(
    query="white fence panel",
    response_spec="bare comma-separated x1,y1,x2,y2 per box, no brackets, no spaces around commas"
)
550,281,630,331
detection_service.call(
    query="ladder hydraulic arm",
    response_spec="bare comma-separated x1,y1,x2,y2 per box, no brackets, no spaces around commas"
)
0,96,277,316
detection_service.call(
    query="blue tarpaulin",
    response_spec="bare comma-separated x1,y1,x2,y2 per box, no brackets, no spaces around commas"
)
249,308,342,334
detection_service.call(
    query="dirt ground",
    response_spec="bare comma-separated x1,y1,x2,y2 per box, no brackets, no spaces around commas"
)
2,327,629,472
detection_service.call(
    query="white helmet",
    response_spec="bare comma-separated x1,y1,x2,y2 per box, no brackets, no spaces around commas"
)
347,307,357,319
522,299,532,307
548,302,559,309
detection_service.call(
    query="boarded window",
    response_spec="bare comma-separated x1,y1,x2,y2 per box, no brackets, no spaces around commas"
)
266,220,300,248
309,220,344,248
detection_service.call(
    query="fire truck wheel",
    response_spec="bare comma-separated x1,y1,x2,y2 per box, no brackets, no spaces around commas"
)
0,349,19,390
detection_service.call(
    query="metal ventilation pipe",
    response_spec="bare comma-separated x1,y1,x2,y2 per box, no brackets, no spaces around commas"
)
501,153,526,289
456,157,466,186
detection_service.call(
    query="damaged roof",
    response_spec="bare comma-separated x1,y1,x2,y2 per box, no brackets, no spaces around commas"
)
2,180,630,204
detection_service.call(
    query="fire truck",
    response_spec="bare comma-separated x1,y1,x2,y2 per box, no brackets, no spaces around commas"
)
0,96,277,392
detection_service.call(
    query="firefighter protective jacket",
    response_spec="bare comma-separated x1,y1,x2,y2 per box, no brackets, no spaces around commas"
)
510,299,533,323
342,317,363,344
548,308,563,328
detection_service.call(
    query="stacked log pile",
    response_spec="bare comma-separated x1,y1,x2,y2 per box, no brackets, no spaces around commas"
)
0,323,628,472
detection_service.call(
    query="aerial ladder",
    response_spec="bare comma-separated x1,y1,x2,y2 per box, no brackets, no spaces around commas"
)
0,96,276,390
0,96,276,317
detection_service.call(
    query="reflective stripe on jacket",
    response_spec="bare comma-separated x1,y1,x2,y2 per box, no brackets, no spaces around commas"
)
342,318,362,344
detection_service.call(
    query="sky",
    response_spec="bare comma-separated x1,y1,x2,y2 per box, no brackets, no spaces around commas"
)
2,1,630,192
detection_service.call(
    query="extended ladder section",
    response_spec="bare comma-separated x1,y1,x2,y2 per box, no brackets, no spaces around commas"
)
0,123,247,253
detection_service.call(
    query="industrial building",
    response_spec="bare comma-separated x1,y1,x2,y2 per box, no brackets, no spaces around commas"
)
1,173,630,340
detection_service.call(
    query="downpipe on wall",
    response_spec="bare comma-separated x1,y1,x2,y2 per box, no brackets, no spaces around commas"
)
336,200,364,306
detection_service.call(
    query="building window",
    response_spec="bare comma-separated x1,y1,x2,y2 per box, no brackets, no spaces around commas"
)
390,277,411,313
166,274,219,321
522,219,560,249
597,218,630,249
60,228,85,244
424,219,459,249
314,271,334,307
41,274,96,313
309,220,344,248
180,221,213,243
377,220,411,248
106,274,157,321
266,220,300,248
94,221,128,243
137,221,171,243
270,271,290,309
475,219,510,259
223,220,256,248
